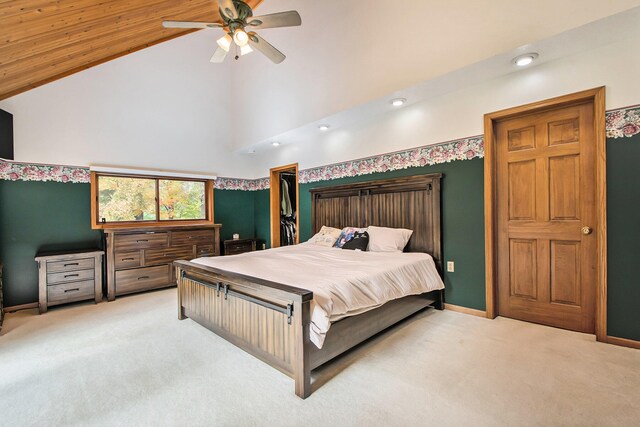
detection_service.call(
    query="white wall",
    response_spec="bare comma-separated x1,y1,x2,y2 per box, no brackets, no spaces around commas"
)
248,33,640,178
0,30,249,177
1,0,639,179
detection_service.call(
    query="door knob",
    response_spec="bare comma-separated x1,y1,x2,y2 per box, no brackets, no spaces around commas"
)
581,226,593,235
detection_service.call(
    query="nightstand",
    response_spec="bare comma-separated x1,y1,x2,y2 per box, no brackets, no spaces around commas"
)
223,239,257,256
35,249,104,314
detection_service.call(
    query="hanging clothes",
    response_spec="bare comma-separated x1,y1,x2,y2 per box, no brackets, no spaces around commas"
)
280,172,297,246
281,178,292,217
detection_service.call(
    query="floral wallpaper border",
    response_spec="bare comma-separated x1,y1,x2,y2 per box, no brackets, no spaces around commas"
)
606,105,640,139
0,160,90,183
2,105,639,187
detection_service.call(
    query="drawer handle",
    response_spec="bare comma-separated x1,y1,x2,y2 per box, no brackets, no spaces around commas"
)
64,288,80,293
63,262,79,267
136,239,149,243
121,257,135,261
138,276,150,280
64,274,80,278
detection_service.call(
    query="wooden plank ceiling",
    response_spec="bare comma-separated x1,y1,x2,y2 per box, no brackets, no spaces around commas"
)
0,0,262,101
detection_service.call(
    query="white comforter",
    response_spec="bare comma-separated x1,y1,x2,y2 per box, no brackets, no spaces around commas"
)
191,244,444,348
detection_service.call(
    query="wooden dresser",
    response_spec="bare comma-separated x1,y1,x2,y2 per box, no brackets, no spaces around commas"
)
104,225,220,300
223,238,257,255
35,249,104,314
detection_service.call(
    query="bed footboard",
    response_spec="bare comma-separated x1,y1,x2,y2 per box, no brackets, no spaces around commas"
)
174,260,313,399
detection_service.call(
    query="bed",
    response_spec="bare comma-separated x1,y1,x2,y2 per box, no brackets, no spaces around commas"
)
174,173,444,398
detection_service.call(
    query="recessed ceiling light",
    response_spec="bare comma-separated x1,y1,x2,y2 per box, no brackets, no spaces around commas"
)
513,53,539,67
271,141,280,147
391,98,406,107
318,124,330,131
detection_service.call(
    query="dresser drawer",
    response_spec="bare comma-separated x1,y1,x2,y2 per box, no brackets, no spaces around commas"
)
196,244,214,257
115,265,170,295
114,251,141,269
47,280,95,305
115,232,168,251
47,257,94,274
47,269,95,285
144,246,194,266
172,229,215,246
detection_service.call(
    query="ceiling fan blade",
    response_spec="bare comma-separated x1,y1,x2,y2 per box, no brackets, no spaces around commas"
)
248,32,286,64
218,0,239,20
163,20,223,29
210,45,229,63
247,11,302,29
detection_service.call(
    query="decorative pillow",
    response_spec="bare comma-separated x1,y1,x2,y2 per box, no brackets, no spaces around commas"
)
341,231,369,251
367,226,413,252
307,226,342,247
334,227,367,248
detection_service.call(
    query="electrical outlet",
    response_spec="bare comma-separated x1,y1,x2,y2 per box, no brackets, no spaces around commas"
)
447,261,455,272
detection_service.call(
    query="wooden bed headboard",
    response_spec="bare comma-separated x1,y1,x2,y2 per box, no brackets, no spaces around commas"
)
310,173,443,268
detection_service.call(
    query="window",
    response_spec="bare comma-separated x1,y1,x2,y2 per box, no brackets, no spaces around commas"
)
91,173,213,229
159,179,206,220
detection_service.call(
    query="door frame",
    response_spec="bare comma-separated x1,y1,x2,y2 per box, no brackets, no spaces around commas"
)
270,163,300,248
483,87,607,341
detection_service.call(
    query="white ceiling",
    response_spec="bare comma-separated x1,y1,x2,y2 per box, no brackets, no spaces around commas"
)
231,0,640,150
245,4,640,156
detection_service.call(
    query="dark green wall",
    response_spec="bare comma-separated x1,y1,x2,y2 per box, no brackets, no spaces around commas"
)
606,135,640,341
1,138,639,341
214,189,255,242
254,159,487,311
253,189,271,248
0,181,101,306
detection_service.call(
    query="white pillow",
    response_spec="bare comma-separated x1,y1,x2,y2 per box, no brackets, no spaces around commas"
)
367,226,413,252
307,226,342,247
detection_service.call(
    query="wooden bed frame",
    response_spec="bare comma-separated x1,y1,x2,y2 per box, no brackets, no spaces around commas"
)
174,173,444,398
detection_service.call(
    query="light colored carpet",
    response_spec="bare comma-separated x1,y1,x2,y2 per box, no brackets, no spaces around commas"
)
0,289,638,427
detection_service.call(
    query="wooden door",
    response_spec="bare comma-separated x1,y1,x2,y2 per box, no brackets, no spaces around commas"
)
496,101,596,333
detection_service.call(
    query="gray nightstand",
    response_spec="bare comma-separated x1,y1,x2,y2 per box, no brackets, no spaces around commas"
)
35,249,104,314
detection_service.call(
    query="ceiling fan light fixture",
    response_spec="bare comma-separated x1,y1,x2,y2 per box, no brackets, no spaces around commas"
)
318,124,330,131
240,44,253,56
217,34,232,51
233,29,249,47
391,98,406,107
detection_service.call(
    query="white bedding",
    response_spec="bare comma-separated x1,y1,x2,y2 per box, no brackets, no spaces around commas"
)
191,244,444,348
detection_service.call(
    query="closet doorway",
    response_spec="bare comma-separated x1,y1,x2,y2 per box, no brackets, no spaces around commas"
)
270,163,299,248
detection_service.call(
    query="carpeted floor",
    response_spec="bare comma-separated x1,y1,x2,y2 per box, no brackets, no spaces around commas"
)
0,289,638,426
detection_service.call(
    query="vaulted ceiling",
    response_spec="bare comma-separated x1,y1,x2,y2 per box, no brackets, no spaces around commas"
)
0,0,262,101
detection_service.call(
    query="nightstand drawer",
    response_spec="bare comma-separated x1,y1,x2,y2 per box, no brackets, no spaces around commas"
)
48,280,95,305
115,265,170,295
115,232,168,251
114,251,141,269
224,239,256,255
47,257,94,274
47,269,94,285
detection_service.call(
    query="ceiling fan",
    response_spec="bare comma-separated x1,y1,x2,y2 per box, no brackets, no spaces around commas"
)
163,0,301,64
